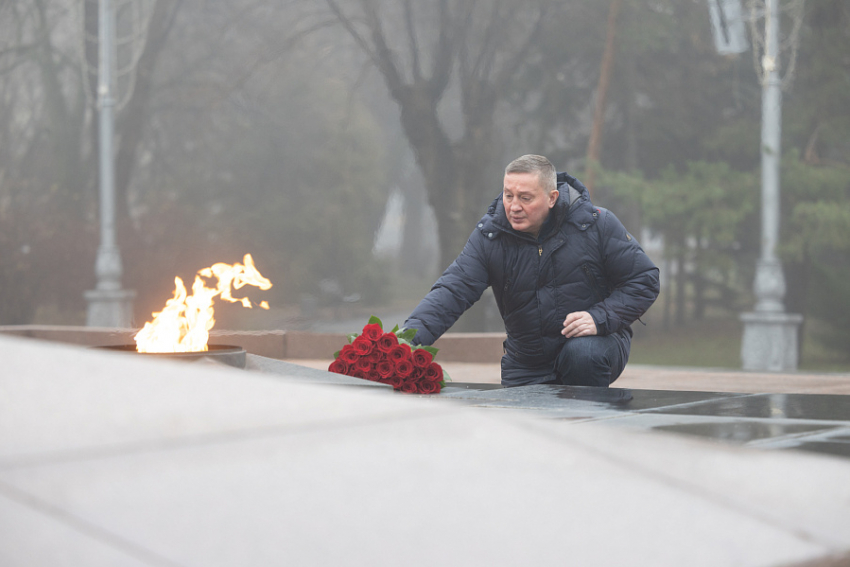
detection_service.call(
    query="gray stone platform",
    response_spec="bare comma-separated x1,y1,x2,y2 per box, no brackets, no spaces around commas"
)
2,334,850,566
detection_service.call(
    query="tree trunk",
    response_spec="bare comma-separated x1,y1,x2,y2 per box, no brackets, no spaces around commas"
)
114,0,178,234
692,241,705,320
675,248,686,327
395,88,461,273
391,81,499,330
584,0,622,197
662,257,671,331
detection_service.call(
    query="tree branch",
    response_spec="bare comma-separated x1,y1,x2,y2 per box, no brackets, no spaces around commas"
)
324,0,378,66
470,0,506,84
114,0,183,224
226,18,339,96
360,0,406,99
428,0,466,100
494,3,548,91
454,1,477,86
0,44,38,75
403,0,421,82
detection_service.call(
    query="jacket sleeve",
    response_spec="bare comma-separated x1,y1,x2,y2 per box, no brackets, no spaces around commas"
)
586,210,660,335
403,230,491,345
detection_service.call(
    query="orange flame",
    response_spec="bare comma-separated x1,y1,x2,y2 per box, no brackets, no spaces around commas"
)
134,254,272,353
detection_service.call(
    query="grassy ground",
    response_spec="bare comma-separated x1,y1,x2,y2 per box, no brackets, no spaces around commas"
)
629,318,742,368
630,315,850,372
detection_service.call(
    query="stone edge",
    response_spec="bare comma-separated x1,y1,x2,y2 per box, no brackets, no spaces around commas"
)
0,325,505,363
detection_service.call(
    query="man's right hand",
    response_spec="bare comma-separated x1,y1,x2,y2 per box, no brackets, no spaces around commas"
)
561,311,598,338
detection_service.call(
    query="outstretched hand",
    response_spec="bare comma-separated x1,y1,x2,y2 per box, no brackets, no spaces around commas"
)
561,311,598,338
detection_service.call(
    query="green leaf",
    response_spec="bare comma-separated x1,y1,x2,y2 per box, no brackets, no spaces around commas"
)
419,345,439,357
367,315,383,328
397,327,417,342
442,369,452,382
333,350,341,359
391,324,399,334
346,332,358,343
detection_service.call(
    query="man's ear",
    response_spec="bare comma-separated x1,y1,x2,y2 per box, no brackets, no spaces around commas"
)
548,190,558,207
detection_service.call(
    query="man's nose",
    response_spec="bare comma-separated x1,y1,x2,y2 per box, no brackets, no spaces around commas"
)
510,200,522,211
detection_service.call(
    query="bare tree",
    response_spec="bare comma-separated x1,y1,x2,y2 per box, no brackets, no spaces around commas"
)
324,0,551,270
113,2,180,230
0,0,181,323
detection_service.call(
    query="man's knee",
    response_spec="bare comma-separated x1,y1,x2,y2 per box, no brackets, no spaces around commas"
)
554,334,629,387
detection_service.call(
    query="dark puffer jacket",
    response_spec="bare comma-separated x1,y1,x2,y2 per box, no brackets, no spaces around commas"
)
404,172,660,385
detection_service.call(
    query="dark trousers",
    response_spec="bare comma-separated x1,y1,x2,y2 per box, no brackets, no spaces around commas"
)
551,330,631,387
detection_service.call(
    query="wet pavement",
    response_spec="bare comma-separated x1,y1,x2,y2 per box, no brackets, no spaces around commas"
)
286,358,850,461
438,383,850,461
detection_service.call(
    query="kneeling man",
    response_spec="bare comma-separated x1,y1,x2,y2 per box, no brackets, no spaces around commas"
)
404,154,660,387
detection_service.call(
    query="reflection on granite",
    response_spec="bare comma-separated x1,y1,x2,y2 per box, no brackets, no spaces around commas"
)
442,384,743,412
653,421,835,443
555,386,633,405
791,440,850,459
441,382,504,391
439,383,850,461
646,393,850,421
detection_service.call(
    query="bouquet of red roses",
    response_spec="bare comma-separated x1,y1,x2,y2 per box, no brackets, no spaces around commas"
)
328,316,449,394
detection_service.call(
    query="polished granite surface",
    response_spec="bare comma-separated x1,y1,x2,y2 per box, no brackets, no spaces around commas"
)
439,383,850,460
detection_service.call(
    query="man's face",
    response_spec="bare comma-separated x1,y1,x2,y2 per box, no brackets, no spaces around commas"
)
502,172,558,236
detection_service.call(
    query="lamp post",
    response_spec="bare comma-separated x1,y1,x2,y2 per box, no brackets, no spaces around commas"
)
740,0,802,371
84,0,135,327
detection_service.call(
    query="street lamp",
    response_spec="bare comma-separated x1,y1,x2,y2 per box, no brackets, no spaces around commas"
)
84,0,135,327
740,0,804,371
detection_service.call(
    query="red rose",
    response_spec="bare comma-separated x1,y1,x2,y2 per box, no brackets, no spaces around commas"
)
424,361,443,382
340,345,359,364
328,359,349,375
352,335,374,356
418,380,441,395
330,319,447,393
362,323,383,342
376,360,395,379
389,343,412,362
411,349,433,368
395,359,414,379
377,332,399,353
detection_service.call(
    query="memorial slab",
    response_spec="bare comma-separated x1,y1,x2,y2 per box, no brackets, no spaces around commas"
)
2,335,850,566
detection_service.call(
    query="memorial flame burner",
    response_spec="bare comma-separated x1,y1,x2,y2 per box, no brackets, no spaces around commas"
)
117,253,271,365
99,344,247,369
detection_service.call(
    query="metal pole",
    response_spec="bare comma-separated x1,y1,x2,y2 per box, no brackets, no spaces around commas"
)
753,0,785,312
85,0,135,327
740,0,802,371
97,0,120,286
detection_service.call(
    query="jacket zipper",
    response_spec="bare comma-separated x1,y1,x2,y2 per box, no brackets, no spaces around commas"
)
537,244,544,338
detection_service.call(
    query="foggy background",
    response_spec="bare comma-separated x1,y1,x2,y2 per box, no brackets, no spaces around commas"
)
0,0,848,369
